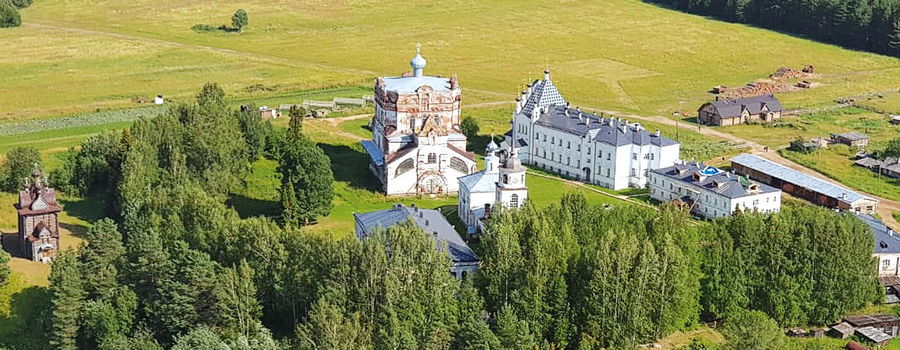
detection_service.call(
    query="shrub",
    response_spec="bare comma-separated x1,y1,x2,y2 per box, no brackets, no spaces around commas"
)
10,0,30,9
191,24,218,33
0,0,21,28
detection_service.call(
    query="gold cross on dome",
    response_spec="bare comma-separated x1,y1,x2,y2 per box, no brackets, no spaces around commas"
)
416,42,421,53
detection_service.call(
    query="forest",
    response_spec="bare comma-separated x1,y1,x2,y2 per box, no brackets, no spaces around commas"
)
0,85,880,349
647,0,900,57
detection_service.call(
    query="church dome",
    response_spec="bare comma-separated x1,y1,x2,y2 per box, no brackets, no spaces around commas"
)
410,45,426,77
486,139,499,152
410,53,426,71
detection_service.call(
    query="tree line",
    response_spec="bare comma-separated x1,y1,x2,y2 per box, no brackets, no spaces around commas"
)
647,0,900,57
0,83,880,349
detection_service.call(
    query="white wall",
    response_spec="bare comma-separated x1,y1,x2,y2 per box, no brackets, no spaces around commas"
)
876,253,900,277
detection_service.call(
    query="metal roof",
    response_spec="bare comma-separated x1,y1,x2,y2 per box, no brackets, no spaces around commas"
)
857,214,900,254
834,131,869,141
704,95,783,118
731,154,876,205
354,204,479,264
458,170,498,193
360,140,384,167
535,105,679,148
652,162,780,199
382,76,451,93
521,76,566,117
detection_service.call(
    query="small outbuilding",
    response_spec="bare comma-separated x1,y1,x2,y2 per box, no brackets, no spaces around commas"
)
258,106,279,120
844,314,900,337
855,326,892,346
829,322,855,339
831,132,869,148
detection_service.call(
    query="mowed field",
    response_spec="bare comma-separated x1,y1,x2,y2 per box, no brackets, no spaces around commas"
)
1,0,898,120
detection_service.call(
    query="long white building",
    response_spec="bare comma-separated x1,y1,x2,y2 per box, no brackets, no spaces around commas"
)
457,140,528,234
505,70,680,190
361,47,476,195
648,162,782,219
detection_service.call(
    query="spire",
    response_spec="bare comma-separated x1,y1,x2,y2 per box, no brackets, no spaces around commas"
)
544,61,550,81
410,43,427,77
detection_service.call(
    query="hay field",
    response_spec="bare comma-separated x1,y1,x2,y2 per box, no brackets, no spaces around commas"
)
2,0,898,120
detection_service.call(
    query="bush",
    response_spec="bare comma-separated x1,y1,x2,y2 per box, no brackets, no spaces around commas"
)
0,1,21,28
722,310,784,350
191,24,218,33
10,0,30,9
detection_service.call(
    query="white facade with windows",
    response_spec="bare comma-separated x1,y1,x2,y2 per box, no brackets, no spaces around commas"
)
505,70,680,190
361,48,476,195
648,162,782,219
458,140,528,234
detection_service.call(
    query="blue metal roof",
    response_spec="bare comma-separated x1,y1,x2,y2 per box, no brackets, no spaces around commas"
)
857,214,900,254
354,204,479,264
360,140,384,167
731,154,875,205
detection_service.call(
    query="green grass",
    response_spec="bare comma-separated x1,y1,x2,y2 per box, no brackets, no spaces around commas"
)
715,107,898,148
855,90,900,115
2,0,898,120
230,111,632,238
780,146,900,201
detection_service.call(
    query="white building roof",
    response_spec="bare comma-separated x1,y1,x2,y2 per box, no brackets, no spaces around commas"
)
458,170,499,194
382,76,451,93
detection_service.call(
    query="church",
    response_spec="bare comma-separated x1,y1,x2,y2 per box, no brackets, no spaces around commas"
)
361,47,477,195
505,69,681,190
12,168,61,263
457,140,528,235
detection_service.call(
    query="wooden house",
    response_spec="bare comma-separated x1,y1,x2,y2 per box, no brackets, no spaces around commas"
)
697,95,783,126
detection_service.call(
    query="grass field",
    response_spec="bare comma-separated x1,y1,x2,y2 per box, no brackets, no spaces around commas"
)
233,114,631,238
781,146,900,202
1,0,898,120
714,107,898,149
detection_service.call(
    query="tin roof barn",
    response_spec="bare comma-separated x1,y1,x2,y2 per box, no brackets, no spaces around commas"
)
731,154,878,214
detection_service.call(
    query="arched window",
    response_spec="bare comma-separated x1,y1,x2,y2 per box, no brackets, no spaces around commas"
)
510,194,519,208
450,157,468,173
427,153,437,164
395,158,414,177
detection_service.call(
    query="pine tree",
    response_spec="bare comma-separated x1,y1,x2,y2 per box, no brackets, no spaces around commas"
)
49,251,86,350
80,219,126,298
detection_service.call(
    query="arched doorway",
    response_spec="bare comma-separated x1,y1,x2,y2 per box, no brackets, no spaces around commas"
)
417,171,447,194
583,167,591,181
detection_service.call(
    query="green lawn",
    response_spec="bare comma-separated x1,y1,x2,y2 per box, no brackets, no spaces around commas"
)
2,0,898,120
780,146,900,201
855,90,900,115
233,114,631,239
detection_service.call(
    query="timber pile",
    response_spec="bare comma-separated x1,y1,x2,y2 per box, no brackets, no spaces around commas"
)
715,65,818,99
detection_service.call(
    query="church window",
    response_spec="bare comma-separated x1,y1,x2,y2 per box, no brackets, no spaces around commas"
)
567,141,571,149
567,157,570,166
510,194,519,208
395,158,414,177
543,134,547,142
632,153,637,160
450,157,468,174
551,136,555,144
410,117,415,130
606,169,610,177
577,144,581,151
559,139,563,146
503,175,508,183
631,168,636,176
427,153,437,164
650,153,655,160
587,147,591,155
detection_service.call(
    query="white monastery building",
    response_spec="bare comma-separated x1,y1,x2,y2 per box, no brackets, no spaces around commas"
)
457,140,529,234
648,162,782,219
505,70,681,190
361,47,476,195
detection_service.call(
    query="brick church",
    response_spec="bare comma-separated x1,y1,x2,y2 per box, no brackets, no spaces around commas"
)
11,168,61,263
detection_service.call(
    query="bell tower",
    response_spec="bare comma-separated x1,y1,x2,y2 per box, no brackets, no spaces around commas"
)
12,167,62,263
496,146,528,209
